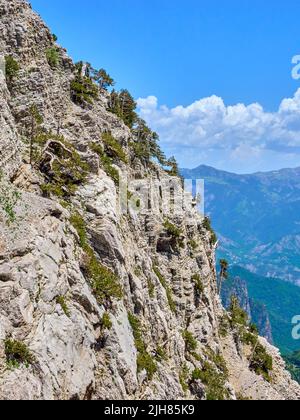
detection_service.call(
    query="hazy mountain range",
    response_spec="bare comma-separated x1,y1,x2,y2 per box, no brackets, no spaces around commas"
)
181,165,300,285
181,165,300,356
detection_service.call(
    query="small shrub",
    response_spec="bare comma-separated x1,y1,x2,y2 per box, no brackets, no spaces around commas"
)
71,75,98,105
205,348,229,378
102,312,113,330
4,339,35,369
46,47,59,68
89,142,120,185
219,314,230,338
0,172,21,225
202,217,217,246
189,240,198,251
182,330,198,353
56,296,70,317
163,220,182,238
70,211,88,247
229,296,248,328
70,212,123,303
137,352,157,381
5,56,19,86
155,346,168,362
39,135,89,198
102,132,127,163
192,362,230,401
147,279,155,299
128,312,157,380
163,220,184,250
84,246,123,304
179,364,190,393
191,274,204,294
250,343,273,382
153,266,176,312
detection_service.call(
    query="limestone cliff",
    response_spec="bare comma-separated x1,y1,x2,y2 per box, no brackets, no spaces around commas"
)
0,0,299,400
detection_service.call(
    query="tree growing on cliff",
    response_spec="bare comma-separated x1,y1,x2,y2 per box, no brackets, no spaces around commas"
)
92,68,115,90
218,259,229,295
132,118,166,165
108,89,137,128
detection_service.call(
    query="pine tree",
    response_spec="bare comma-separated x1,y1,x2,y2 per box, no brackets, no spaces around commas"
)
93,68,115,90
219,259,229,295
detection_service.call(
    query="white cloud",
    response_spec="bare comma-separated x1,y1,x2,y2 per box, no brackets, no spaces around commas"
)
137,89,300,173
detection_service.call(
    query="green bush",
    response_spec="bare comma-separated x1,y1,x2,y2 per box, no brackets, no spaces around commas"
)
102,132,127,163
56,296,70,317
89,142,120,185
39,135,89,198
147,279,155,299
250,343,273,382
70,212,123,304
5,56,19,86
219,314,230,338
0,172,21,225
179,364,190,393
128,312,157,380
191,274,204,294
189,240,198,251
182,330,198,353
4,339,35,369
153,266,176,312
202,217,217,246
84,246,123,304
227,297,273,382
163,220,182,239
46,47,59,68
102,312,113,330
229,296,248,327
71,76,98,105
155,346,168,362
163,220,184,250
192,362,230,401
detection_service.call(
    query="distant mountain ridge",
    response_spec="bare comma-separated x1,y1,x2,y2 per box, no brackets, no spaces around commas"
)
181,164,300,284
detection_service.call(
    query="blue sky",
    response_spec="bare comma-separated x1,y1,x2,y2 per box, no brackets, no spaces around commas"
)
31,0,300,173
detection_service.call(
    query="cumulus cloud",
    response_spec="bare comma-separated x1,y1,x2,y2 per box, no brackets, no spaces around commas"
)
136,90,300,173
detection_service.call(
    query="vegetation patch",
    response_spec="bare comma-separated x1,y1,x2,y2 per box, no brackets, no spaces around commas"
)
56,296,70,317
147,279,155,299
128,312,157,380
102,312,113,330
163,220,185,251
71,62,98,105
179,364,190,393
202,217,217,246
46,47,60,68
155,346,168,362
153,266,176,312
182,330,198,353
192,362,230,401
102,132,127,163
0,171,21,225
4,339,35,369
35,133,89,198
5,56,19,87
89,142,120,185
191,274,204,294
226,296,273,382
70,212,123,304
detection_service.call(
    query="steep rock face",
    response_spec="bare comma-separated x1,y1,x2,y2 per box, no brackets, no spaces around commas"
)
222,276,274,345
0,0,299,400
